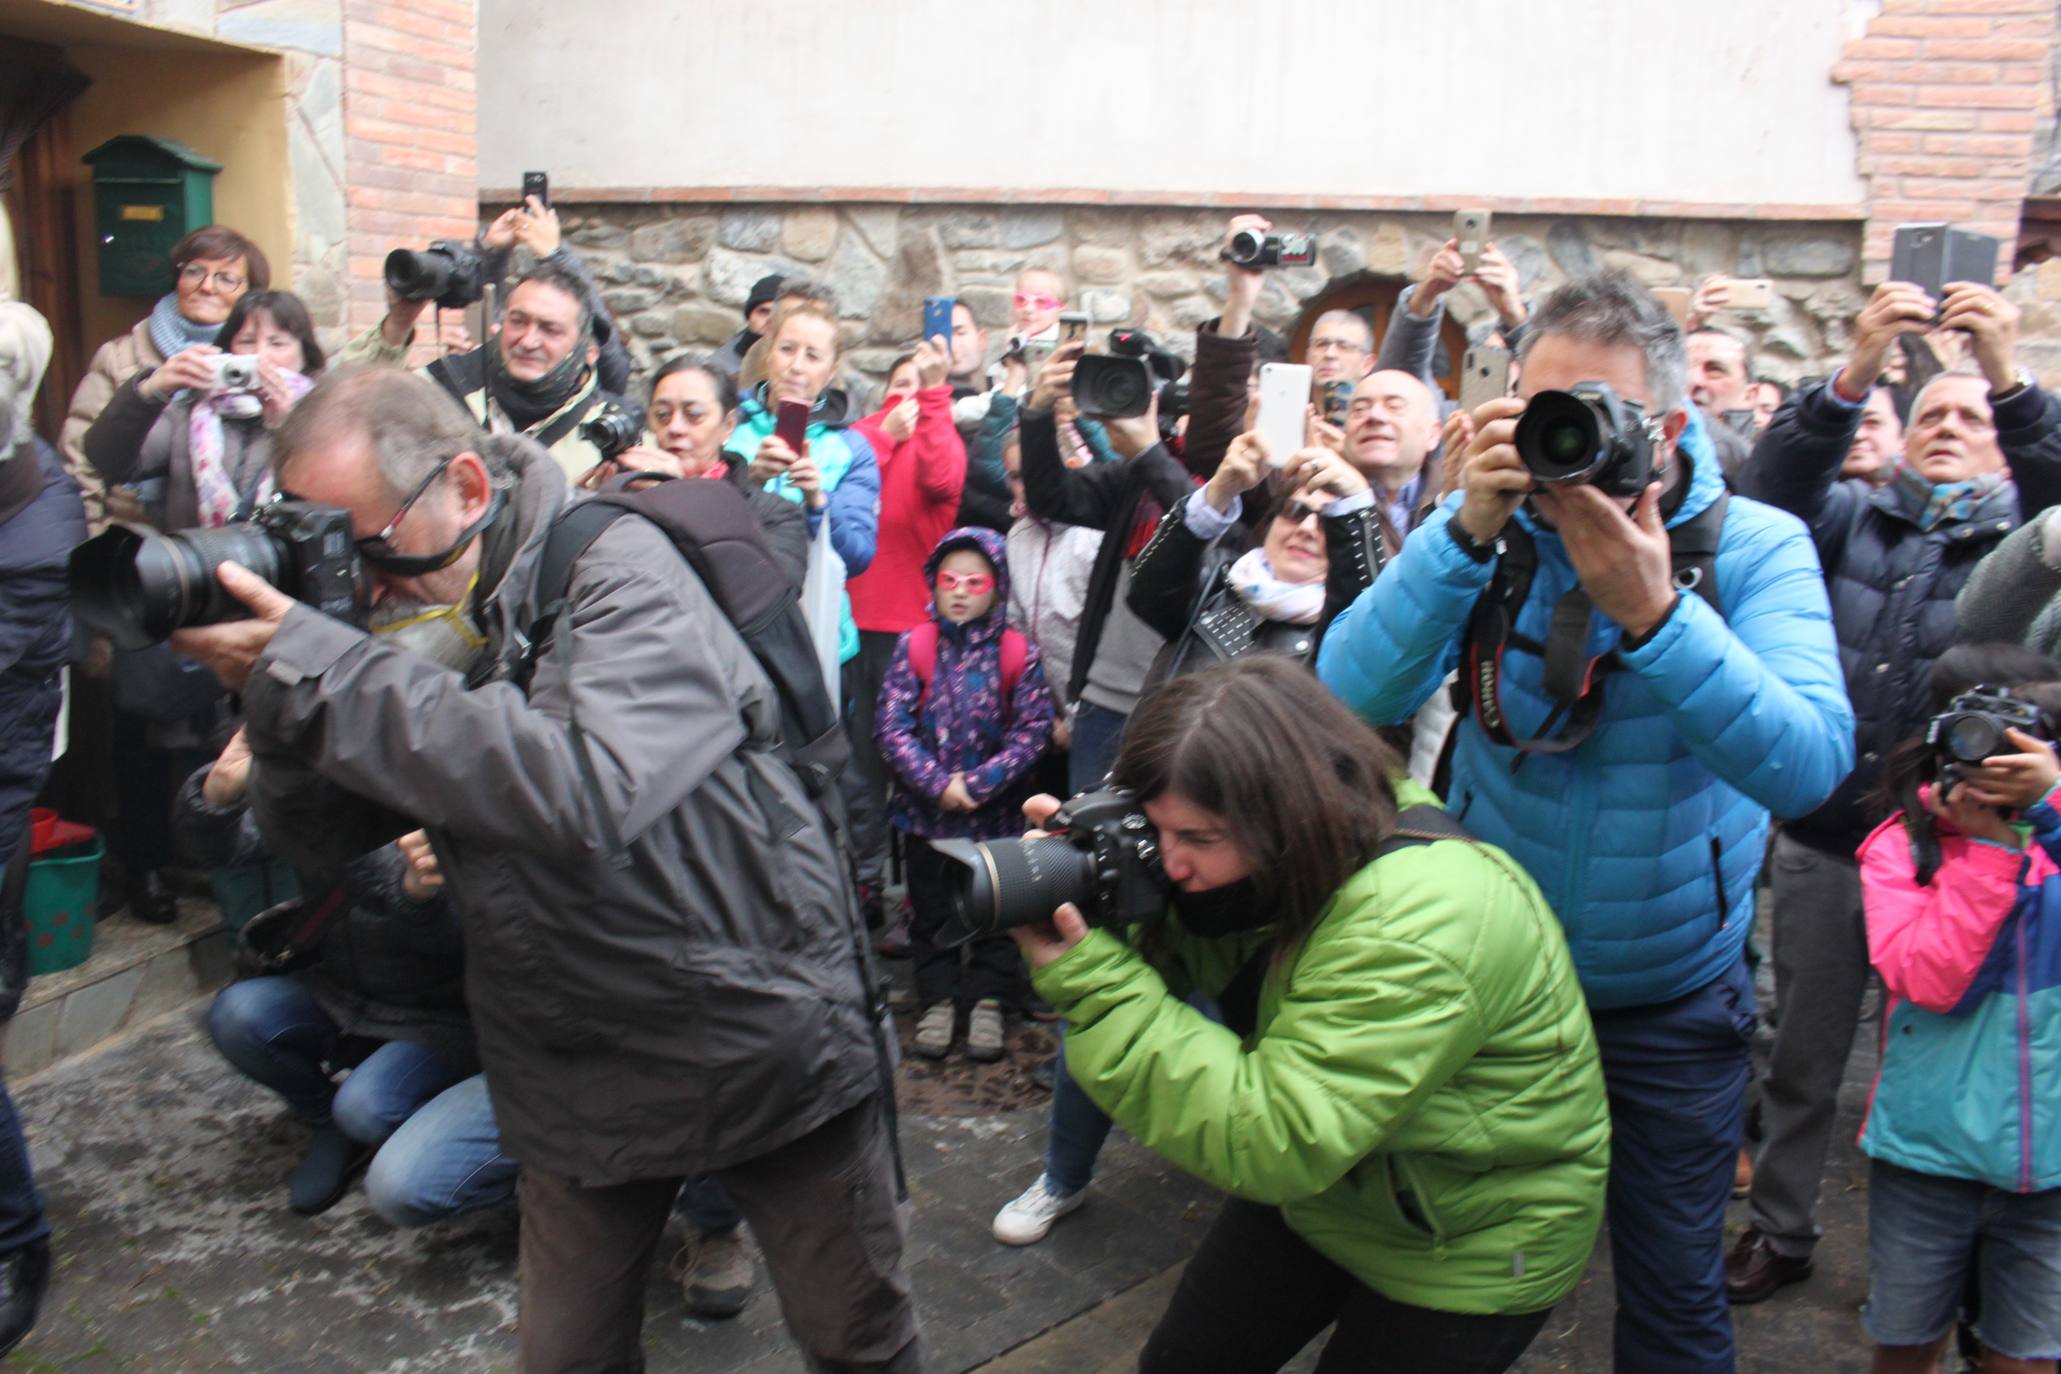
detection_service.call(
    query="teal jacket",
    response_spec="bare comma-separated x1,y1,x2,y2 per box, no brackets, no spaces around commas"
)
1033,783,1610,1314
726,388,881,662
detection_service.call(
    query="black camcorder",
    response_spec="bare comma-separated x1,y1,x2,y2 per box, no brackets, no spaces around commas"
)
1222,230,1317,270
1927,688,2047,773
1512,381,1658,498
1072,328,1186,422
579,402,643,461
384,239,486,310
69,503,365,650
928,788,1168,943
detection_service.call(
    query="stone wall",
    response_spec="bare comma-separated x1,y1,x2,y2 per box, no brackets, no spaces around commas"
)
547,201,1870,403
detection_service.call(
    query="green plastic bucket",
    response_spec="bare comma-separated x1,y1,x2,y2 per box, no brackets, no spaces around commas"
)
209,861,301,933
24,839,102,976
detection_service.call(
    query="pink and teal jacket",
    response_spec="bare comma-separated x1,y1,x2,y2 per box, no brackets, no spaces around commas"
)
1856,785,2061,1193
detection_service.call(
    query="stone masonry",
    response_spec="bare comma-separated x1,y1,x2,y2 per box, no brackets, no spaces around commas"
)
546,200,1871,404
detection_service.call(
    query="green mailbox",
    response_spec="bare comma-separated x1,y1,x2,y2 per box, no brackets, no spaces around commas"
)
83,135,223,298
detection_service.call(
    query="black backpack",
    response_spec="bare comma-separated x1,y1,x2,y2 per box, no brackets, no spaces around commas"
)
512,479,850,819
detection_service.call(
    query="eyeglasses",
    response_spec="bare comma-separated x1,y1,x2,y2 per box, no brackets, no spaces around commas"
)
178,263,246,291
1275,501,1327,526
1309,335,1370,355
354,459,503,576
1014,292,1061,312
936,570,995,595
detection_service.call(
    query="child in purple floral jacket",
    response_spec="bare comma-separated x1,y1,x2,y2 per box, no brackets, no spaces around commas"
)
877,527,1054,1062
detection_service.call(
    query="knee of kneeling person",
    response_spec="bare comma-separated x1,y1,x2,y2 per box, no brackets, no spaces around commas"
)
205,979,279,1057
362,1148,444,1229
329,1070,411,1147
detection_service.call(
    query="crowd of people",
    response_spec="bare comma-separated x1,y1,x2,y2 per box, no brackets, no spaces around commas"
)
0,196,2058,1374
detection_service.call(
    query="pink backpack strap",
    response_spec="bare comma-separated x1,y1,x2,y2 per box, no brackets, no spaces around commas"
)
908,622,939,713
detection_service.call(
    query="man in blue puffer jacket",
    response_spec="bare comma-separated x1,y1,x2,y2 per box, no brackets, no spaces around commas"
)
1319,271,1853,1374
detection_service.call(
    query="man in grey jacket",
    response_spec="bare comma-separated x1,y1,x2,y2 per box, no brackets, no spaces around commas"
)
170,367,919,1374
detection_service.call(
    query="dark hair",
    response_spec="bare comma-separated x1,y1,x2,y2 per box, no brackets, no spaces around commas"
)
648,353,737,414
1109,656,1402,948
214,289,326,376
880,352,920,407
170,225,271,291
510,261,594,339
1878,643,2061,881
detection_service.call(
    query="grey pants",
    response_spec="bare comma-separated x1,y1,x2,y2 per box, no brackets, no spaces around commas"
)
1747,832,1872,1260
517,1097,921,1374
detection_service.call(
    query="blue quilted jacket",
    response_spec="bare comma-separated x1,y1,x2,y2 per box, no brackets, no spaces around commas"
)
1318,412,1854,1008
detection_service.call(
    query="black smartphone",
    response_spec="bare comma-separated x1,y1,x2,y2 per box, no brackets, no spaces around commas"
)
521,170,550,209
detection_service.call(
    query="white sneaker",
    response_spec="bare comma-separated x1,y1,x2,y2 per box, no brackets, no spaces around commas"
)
991,1173,1086,1245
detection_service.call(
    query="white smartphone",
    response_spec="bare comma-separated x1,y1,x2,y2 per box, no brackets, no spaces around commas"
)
1455,208,1491,274
1459,345,1512,414
1256,363,1313,469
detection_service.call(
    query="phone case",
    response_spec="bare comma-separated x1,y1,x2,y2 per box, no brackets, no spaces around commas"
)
921,297,955,348
1459,347,1511,413
1256,363,1313,469
775,401,810,453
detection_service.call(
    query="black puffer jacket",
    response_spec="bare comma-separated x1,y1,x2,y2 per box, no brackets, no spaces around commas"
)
1738,379,2061,849
0,441,86,1019
174,764,477,1074
1128,490,1384,692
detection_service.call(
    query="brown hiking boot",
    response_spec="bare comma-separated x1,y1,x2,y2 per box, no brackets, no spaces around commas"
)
1724,1226,1812,1304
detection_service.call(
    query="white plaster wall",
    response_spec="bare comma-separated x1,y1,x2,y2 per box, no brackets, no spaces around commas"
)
479,0,1869,205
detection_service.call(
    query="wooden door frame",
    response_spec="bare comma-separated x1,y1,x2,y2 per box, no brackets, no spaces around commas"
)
1289,272,1469,399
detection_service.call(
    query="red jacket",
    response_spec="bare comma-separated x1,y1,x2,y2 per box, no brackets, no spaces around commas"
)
847,383,968,634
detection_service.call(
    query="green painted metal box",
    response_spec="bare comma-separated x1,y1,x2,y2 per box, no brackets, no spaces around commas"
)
82,134,223,298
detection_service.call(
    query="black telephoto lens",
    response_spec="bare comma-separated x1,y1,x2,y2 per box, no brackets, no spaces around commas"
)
384,247,453,303
69,525,285,651
929,835,1096,940
1514,392,1605,484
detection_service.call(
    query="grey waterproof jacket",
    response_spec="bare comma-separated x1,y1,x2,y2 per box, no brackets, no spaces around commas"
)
240,436,880,1184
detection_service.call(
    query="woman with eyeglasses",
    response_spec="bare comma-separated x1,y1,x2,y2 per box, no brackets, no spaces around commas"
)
62,225,272,532
77,286,317,929
1125,427,1385,693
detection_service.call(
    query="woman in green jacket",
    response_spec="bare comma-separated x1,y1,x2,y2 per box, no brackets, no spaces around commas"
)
1012,656,1609,1373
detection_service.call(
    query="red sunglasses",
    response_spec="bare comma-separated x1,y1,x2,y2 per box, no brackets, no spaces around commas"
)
936,570,995,595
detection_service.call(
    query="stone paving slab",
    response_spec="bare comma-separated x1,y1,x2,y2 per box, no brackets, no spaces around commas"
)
5,993,1887,1373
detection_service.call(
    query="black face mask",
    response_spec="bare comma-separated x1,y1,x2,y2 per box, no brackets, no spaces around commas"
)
1173,878,1278,938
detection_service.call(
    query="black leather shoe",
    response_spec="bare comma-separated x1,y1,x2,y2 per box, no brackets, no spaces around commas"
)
0,1238,51,1356
126,870,178,926
1725,1226,1812,1304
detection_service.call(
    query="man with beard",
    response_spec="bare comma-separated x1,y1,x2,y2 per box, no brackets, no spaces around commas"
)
352,260,623,484
168,369,919,1372
1342,369,1444,548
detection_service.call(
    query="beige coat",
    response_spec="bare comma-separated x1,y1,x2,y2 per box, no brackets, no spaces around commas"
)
63,319,163,533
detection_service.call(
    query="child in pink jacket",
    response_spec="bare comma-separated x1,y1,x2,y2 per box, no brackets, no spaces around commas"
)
1856,646,2061,1374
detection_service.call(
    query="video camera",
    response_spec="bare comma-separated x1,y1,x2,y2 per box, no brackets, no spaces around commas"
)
1927,688,2047,774
1512,382,1660,498
69,503,365,650
1072,328,1186,423
929,788,1168,943
384,239,487,310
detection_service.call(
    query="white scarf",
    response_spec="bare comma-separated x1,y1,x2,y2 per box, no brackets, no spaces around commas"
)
1227,547,1324,625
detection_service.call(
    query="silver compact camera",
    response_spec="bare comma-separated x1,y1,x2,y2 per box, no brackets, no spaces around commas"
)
208,354,261,392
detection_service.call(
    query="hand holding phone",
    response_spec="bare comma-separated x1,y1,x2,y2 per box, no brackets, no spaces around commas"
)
774,400,811,454
922,297,955,353
1454,209,1491,275
521,170,550,209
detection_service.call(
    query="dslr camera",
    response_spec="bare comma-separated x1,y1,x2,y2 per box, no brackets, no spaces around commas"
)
69,502,365,651
579,401,643,461
208,354,261,393
1222,230,1317,270
929,788,1168,943
1512,381,1659,498
1927,688,2046,774
1073,328,1186,422
383,239,487,310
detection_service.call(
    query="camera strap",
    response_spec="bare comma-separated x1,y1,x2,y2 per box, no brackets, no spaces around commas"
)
1463,494,1728,756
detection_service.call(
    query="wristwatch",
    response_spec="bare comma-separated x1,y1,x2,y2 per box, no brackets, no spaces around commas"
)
1447,519,1502,564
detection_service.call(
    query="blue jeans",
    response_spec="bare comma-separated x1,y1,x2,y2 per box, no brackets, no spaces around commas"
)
1069,700,1128,794
0,1075,47,1255
363,1074,517,1229
1045,1037,1114,1197
207,976,351,1123
1589,955,1754,1374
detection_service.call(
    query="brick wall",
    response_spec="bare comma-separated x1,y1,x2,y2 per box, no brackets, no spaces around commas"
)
340,0,478,357
1835,0,2057,282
